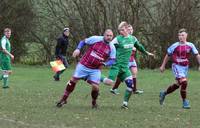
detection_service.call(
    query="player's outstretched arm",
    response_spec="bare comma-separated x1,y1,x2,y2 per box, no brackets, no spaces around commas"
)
72,49,80,58
160,54,170,73
72,40,86,58
72,36,104,58
195,54,200,71
102,59,116,66
134,41,148,55
146,51,155,58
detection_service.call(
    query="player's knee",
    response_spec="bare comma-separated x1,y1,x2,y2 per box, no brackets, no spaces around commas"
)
132,74,137,78
71,77,78,83
181,81,187,90
6,70,12,75
3,74,9,78
66,80,76,92
3,71,9,77
92,84,99,91
68,80,76,85
177,78,187,86
125,79,133,91
103,78,114,85
177,78,187,91
131,71,137,78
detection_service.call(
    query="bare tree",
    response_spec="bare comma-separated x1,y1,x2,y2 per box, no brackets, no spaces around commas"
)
138,0,200,68
29,0,142,63
28,0,200,67
0,0,35,61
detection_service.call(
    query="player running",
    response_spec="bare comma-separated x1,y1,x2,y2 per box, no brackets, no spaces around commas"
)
159,28,200,109
56,29,116,108
110,24,154,95
101,21,153,109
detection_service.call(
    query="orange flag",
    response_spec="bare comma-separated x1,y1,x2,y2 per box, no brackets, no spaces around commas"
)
50,60,66,72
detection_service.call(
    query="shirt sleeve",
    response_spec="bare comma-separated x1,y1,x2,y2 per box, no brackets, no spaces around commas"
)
133,36,147,55
1,38,6,49
76,40,86,49
55,37,62,56
110,37,118,45
84,36,104,45
134,39,147,55
109,42,116,59
190,43,199,55
167,42,178,56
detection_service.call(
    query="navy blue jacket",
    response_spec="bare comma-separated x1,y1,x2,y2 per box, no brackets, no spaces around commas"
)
55,34,69,57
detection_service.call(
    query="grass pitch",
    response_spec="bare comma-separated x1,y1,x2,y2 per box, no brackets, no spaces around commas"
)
0,65,200,128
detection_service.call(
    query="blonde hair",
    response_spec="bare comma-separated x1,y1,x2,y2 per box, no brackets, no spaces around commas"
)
127,24,132,28
178,28,187,33
118,21,128,30
4,28,11,33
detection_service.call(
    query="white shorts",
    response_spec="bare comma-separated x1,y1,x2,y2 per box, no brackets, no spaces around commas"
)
73,63,101,85
128,60,137,68
172,63,188,79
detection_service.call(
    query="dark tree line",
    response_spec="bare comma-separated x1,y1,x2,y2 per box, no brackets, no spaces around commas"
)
1,0,200,68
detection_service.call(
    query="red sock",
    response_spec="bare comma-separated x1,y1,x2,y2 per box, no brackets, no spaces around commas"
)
61,80,76,101
112,77,121,90
132,77,136,92
91,90,99,106
166,83,179,95
180,81,187,101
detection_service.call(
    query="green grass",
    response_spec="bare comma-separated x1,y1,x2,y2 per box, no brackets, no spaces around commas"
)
0,65,200,128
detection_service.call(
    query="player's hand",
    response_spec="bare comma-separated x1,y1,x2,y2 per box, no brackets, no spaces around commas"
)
160,66,165,73
147,52,155,58
10,54,14,61
72,49,80,58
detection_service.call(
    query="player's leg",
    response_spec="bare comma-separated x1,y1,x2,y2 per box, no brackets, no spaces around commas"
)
1,61,12,88
87,68,101,108
90,83,99,108
110,77,121,95
0,71,3,80
161,76,190,109
129,61,143,94
129,61,137,91
101,65,119,86
121,69,133,109
178,77,190,109
131,67,137,92
178,66,190,109
104,66,120,94
56,63,84,107
56,78,78,107
159,81,180,105
159,64,188,107
159,64,181,105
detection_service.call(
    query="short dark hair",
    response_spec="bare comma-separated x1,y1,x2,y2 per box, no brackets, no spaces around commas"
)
178,28,187,33
63,27,69,32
